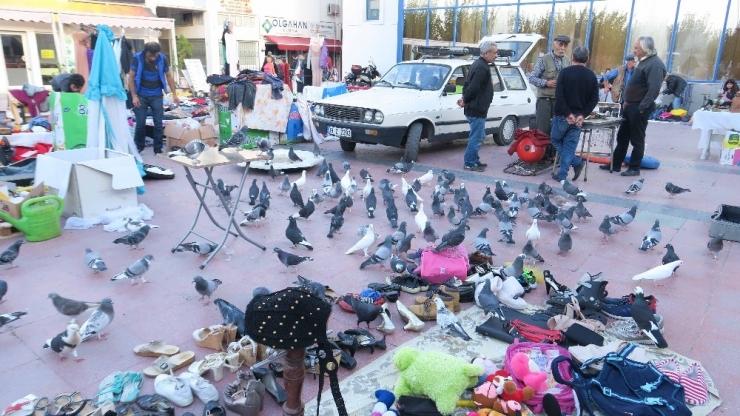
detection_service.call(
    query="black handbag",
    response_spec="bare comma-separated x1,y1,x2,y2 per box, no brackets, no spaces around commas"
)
396,396,443,416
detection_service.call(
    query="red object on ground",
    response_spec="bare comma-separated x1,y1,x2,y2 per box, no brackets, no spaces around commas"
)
517,136,547,163
12,143,52,162
508,129,551,157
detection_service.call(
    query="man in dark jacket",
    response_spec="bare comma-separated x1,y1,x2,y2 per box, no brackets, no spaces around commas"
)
602,35,666,176
457,40,497,171
551,46,599,181
662,73,687,110
51,73,85,93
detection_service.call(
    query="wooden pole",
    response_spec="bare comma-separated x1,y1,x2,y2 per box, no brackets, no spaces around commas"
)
282,347,306,416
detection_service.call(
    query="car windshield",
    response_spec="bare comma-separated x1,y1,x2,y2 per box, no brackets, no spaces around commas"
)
494,41,533,63
379,63,451,90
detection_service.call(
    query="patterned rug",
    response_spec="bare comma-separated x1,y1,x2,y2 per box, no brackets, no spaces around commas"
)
305,306,721,416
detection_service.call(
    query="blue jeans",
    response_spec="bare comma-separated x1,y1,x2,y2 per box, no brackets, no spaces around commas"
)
672,96,683,110
550,116,583,179
133,95,164,152
464,115,486,166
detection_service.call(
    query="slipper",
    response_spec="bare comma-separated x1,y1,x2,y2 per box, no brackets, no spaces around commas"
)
338,294,356,313
134,395,173,413
34,392,91,416
682,362,709,405
119,372,143,403
94,372,123,406
192,326,225,351
655,357,682,385
143,352,196,378
2,395,38,416
133,341,180,358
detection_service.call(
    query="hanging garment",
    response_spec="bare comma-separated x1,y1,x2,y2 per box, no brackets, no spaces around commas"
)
309,36,324,87
224,31,239,77
320,41,329,68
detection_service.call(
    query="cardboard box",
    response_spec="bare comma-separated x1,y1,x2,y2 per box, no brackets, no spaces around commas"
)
34,148,144,219
0,182,45,219
719,147,738,165
165,123,218,152
724,131,740,149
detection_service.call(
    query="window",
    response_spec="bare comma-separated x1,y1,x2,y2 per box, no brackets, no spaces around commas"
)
367,0,380,21
190,39,206,70
129,39,145,54
589,0,631,75
429,8,455,43
720,0,740,80
456,6,484,45
238,41,259,70
515,5,550,74
36,34,59,86
498,66,526,90
403,10,427,60
551,2,589,50
628,0,679,65
670,0,727,80
490,66,504,92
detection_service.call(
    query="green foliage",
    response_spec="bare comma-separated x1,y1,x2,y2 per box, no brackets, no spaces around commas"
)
176,35,194,72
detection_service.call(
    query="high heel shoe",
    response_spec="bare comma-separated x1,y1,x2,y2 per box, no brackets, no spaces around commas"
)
236,371,264,411
252,367,286,405
395,300,424,331
543,270,571,296
342,328,386,354
327,339,357,369
377,303,395,334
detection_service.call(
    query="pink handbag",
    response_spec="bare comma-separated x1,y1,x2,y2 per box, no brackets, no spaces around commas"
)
414,246,469,284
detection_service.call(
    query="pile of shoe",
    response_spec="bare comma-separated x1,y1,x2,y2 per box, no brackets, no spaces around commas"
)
222,370,269,415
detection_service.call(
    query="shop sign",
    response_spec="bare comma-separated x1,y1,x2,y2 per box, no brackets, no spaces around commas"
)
261,16,336,39
40,50,55,59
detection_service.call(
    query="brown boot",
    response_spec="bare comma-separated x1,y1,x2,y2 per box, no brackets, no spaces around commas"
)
408,298,436,321
440,286,461,312
414,291,454,311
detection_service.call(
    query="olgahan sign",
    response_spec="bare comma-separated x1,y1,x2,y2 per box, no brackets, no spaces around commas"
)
261,16,337,39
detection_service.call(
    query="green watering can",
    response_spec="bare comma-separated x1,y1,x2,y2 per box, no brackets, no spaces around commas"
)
0,196,64,242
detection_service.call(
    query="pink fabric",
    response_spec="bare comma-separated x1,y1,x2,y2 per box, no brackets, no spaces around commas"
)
9,89,50,117
414,245,469,284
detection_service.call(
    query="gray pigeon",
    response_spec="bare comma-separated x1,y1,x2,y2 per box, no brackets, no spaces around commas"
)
574,201,593,222
218,126,248,150
435,221,467,252
386,198,398,229
0,311,27,329
290,183,304,208
423,220,439,245
360,235,393,269
665,182,690,197
286,217,313,250
392,222,407,245
268,165,280,181
432,193,446,217
113,225,151,250
557,228,572,255
0,240,25,267
288,146,303,163
520,186,530,202
387,157,414,174
599,215,617,241
609,205,638,227
214,298,246,338
498,213,515,244
434,297,471,341
366,187,377,218
313,142,321,157
707,234,724,259
216,178,238,208
538,181,554,196
342,160,351,171
259,181,271,204
168,139,207,162
111,255,154,284
43,320,82,361
316,159,329,178
441,169,456,185
475,278,503,316
473,228,495,256
405,188,418,212
255,137,273,155
84,248,107,272
390,254,407,274
0,279,6,302
278,175,291,195
501,254,525,278
294,275,326,301
555,211,578,234
327,213,345,238
310,188,325,205
176,242,218,256
625,178,645,195
274,247,313,272
447,205,464,228
396,233,416,257
79,298,115,342
523,240,545,264
292,198,316,221
359,168,373,182
639,220,661,251
193,276,223,304
561,180,586,199
48,293,102,317
327,182,343,199
241,204,267,226
248,179,259,205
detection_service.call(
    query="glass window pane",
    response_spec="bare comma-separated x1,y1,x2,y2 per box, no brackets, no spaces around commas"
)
551,3,589,49
487,5,517,35
514,5,550,74
589,0,631,75
429,8,455,43
405,0,427,8
456,7,484,44
499,66,526,90
671,0,728,80
491,66,504,92
720,0,740,80
367,0,380,21
2,34,29,86
36,34,59,86
403,10,428,60
628,0,678,65
458,0,486,5
430,0,456,7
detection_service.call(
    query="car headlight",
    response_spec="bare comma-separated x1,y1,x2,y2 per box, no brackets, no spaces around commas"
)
373,111,384,123
364,110,374,122
315,104,323,116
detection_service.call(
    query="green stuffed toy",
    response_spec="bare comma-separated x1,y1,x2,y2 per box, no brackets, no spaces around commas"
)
393,347,483,415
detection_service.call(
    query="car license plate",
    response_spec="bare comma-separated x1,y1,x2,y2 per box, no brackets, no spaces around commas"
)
327,126,352,138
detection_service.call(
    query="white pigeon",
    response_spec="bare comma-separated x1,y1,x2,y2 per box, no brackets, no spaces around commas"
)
340,169,352,194
433,297,471,341
417,169,434,186
362,178,373,201
123,217,159,232
525,220,541,247
345,224,377,257
79,298,114,342
401,177,411,195
632,260,683,283
291,170,307,190
43,319,82,361
415,203,428,232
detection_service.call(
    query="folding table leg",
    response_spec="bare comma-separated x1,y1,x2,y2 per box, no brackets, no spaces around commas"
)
171,166,220,251
584,129,593,182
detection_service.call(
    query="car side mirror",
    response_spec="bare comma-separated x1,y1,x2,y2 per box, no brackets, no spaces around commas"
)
443,83,456,94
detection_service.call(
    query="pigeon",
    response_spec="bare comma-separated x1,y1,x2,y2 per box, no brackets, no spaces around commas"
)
519,186,530,202
346,224,377,256
168,139,207,162
396,233,416,258
475,278,503,316
440,169,455,185
557,228,572,255
0,311,27,329
292,198,316,221
526,199,545,221
435,222,466,252
274,247,313,272
0,240,24,267
292,170,307,190
599,215,617,241
632,261,683,283
362,178,373,201
286,217,313,250
313,141,322,157
259,181,270,204
309,188,325,205
665,182,690,197
360,235,393,269
538,181,554,196
525,220,540,247
341,193,354,212
264,148,275,165
113,225,151,250
423,220,439,246
340,170,352,194
123,217,158,233
707,234,724,259
415,203,428,232
387,158,414,174
386,198,398,228
501,254,525,278
193,276,223,304
268,165,280,181
278,175,291,195
0,279,6,302
433,297,471,341
609,205,638,227
324,199,347,216
562,205,576,222
417,170,434,186
574,201,593,222
412,179,422,193
216,179,238,208
447,205,465,229
84,249,107,273
391,222,407,245
625,178,645,195
327,213,345,238
294,275,326,300
390,254,407,274
507,196,521,220
342,160,351,171
328,163,341,184
316,159,329,178
288,146,303,163
213,298,247,338
248,179,259,205
555,211,578,234
662,244,680,266
473,228,495,257
218,126,249,150
494,180,508,201
432,193,446,217
630,287,668,348
405,188,418,212
176,242,218,256
79,298,114,342
561,180,586,199
289,183,304,208
326,182,343,199
241,204,267,226
639,220,662,251
48,293,101,317
365,187,377,218
357,224,373,237
43,320,82,361
255,137,273,155
498,214,515,245
346,296,382,328
359,168,373,183
381,186,396,207
523,240,545,264
111,255,154,284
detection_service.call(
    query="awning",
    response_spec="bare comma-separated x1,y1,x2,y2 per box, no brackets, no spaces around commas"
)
58,12,174,30
0,9,53,23
265,36,342,52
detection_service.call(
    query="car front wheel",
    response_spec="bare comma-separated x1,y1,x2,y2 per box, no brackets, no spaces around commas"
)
340,139,356,152
403,122,423,163
494,115,517,146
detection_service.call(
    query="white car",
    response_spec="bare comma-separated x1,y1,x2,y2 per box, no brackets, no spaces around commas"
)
313,33,541,162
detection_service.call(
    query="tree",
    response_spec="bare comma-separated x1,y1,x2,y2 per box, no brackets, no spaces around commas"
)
176,35,194,73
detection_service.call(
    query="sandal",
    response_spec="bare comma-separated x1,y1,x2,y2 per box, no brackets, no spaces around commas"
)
143,352,196,378
35,393,90,416
192,326,226,351
133,341,180,358
134,395,173,414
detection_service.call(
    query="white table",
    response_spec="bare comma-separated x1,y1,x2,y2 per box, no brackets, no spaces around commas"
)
5,131,53,147
691,110,740,159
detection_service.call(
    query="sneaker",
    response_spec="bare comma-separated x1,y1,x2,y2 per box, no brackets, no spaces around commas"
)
604,314,664,344
154,373,193,407
179,372,218,404
572,160,586,181
620,169,640,177
601,297,632,319
599,164,620,172
464,164,485,172
551,172,564,181
476,162,488,168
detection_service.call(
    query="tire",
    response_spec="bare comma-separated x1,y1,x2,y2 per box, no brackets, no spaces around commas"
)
340,139,356,152
404,122,423,163
494,115,517,146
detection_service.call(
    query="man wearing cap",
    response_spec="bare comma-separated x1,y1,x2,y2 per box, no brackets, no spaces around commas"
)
604,54,637,103
528,35,572,137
